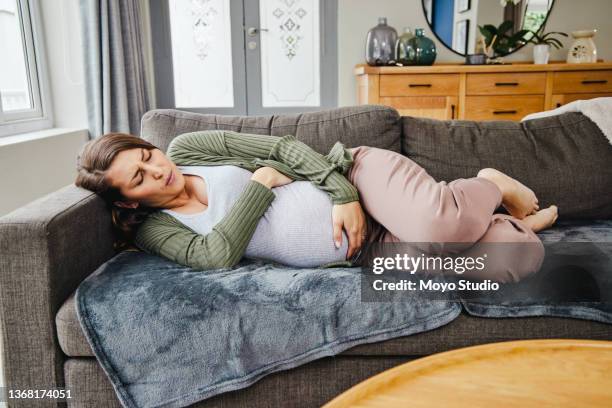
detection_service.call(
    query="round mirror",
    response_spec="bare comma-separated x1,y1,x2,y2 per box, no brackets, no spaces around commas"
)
422,0,555,57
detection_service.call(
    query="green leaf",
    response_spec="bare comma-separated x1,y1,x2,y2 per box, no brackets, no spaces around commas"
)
510,29,530,43
481,24,498,36
498,20,513,35
545,31,569,37
548,38,563,49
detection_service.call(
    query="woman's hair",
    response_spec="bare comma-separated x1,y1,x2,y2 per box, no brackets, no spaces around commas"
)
75,133,158,250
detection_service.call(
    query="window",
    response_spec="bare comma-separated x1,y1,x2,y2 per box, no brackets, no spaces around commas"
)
0,0,52,137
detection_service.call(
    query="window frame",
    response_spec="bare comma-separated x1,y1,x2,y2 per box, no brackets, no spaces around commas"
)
0,0,53,137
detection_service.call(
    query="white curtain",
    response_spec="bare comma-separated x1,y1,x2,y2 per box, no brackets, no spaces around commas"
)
80,0,152,137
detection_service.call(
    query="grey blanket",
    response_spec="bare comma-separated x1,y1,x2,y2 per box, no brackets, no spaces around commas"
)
76,220,612,408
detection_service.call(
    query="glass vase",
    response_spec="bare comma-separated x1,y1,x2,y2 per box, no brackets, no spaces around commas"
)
407,28,437,66
365,17,398,66
395,27,415,65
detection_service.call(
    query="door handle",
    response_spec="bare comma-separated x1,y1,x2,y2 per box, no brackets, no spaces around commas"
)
247,27,269,36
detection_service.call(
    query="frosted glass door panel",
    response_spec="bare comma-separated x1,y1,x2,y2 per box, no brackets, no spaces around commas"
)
168,0,234,108
259,0,320,107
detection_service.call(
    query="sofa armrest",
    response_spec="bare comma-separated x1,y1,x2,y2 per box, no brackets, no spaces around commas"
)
0,185,116,407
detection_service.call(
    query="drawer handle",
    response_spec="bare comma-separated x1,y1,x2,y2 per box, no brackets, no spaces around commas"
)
495,82,519,86
581,80,608,85
493,110,518,115
408,84,432,88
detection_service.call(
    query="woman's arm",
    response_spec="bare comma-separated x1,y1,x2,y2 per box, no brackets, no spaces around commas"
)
134,180,275,270
167,130,359,205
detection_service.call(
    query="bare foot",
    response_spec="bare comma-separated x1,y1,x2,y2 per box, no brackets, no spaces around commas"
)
477,168,539,219
522,205,558,233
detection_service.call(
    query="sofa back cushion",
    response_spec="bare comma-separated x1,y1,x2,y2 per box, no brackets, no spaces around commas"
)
140,105,401,155
402,113,612,219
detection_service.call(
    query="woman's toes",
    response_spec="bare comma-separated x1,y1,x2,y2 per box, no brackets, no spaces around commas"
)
550,205,558,218
543,205,559,228
523,205,558,233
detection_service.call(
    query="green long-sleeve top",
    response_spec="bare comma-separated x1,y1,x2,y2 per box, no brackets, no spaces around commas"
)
133,130,359,270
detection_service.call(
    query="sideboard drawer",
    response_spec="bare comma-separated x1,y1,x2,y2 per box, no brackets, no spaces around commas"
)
552,93,612,108
379,74,460,96
466,73,546,95
379,96,458,120
552,71,612,93
465,96,544,121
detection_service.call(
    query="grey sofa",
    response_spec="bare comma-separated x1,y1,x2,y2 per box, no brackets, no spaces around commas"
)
1,105,611,408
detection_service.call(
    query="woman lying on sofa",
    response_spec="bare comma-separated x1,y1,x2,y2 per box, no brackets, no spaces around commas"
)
75,130,557,283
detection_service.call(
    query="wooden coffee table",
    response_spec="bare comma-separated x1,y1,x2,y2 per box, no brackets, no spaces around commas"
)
324,339,612,408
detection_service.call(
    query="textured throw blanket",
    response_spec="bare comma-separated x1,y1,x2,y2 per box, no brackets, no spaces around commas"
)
76,253,460,408
522,97,612,145
76,220,612,408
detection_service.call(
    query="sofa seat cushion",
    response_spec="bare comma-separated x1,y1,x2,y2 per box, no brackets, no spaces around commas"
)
64,355,415,408
57,218,612,358
537,219,612,242
57,292,612,358
56,291,93,357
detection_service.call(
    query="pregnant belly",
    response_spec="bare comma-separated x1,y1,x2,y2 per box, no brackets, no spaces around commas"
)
245,181,350,267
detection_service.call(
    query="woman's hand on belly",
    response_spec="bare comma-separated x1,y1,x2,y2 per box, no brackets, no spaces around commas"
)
251,166,294,189
332,201,367,260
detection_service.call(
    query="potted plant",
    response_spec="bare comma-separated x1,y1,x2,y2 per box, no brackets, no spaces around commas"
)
526,29,568,64
479,20,529,62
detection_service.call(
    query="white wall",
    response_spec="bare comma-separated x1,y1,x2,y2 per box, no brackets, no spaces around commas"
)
338,0,612,106
0,129,89,216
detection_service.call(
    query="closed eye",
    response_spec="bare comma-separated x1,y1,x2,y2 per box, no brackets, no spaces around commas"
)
136,149,150,185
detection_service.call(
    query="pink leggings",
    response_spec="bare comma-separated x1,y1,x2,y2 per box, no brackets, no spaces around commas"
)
347,146,544,283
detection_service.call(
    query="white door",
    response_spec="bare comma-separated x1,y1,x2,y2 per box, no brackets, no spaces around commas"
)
151,0,337,115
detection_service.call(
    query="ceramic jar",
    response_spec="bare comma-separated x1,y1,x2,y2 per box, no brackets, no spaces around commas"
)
365,17,398,66
407,28,437,66
395,27,415,65
567,30,598,63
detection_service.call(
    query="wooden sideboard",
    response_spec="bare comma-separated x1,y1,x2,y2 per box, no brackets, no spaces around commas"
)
354,62,612,121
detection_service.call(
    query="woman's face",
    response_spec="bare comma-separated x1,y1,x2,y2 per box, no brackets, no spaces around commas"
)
105,147,185,208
